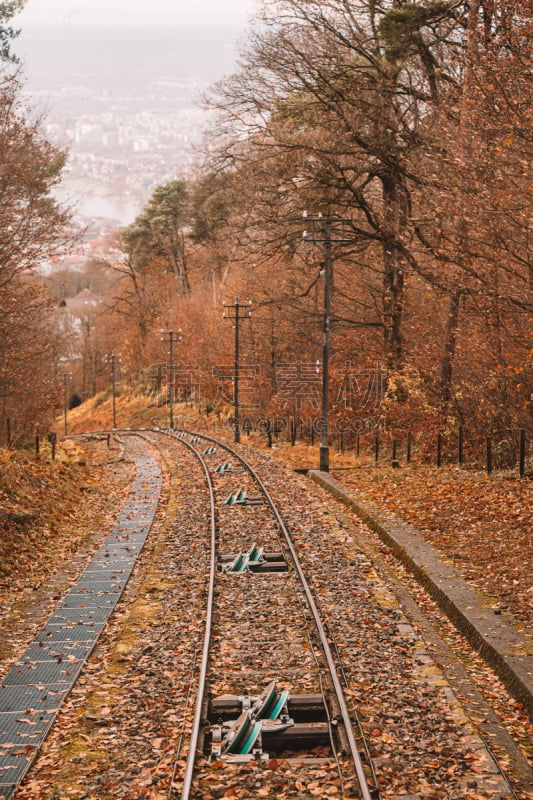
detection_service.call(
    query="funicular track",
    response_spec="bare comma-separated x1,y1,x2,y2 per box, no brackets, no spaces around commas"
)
145,428,530,800
146,428,378,800
2,429,529,799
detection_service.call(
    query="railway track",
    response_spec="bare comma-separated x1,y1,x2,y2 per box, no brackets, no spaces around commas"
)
2,428,530,799
147,429,378,799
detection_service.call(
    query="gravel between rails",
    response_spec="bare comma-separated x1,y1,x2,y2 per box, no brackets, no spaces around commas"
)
10,433,527,800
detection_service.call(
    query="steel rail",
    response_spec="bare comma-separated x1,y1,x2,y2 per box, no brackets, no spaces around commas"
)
150,431,217,800
174,428,376,800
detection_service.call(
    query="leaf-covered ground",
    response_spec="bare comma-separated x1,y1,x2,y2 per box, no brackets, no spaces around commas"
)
1,413,532,798
258,441,533,633
8,433,524,800
0,438,135,675
64,391,533,632
341,464,532,626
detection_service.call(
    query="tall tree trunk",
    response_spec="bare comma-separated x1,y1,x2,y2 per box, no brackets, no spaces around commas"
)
382,172,408,373
168,246,191,298
439,290,461,402
438,0,481,405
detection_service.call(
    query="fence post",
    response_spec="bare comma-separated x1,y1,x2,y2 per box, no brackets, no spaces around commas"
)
391,439,399,468
519,429,526,478
458,425,464,465
486,437,492,475
47,432,57,460
339,428,344,454
356,434,360,457
406,431,412,463
35,434,40,456
436,433,442,467
374,433,379,464
290,417,296,446
6,417,10,447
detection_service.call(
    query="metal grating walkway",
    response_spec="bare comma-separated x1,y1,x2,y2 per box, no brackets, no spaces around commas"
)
0,455,162,800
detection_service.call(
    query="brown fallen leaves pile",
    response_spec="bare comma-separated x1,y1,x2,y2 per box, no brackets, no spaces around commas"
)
256,441,533,632
2,425,531,647
338,463,532,630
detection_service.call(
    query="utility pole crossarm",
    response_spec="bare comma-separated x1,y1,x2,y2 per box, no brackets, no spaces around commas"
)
302,212,352,244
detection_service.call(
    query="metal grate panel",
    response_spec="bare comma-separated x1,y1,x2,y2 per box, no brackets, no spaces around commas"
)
0,712,55,740
0,754,37,786
44,615,107,632
80,558,132,572
36,626,103,645
59,592,118,609
84,554,133,566
51,606,113,625
0,685,69,713
21,641,92,664
73,579,126,593
69,582,124,594
2,660,83,687
79,567,130,577
89,552,139,563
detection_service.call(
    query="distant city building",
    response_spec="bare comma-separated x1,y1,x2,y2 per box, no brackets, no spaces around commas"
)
21,23,239,229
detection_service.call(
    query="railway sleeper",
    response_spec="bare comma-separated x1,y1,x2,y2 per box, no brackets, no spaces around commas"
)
210,692,327,723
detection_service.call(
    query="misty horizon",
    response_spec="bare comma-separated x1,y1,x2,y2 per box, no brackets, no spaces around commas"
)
18,23,243,90
15,0,258,30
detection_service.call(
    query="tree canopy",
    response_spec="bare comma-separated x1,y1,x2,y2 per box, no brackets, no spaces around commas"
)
0,10,73,439
0,1,24,63
5,0,531,446
122,179,192,297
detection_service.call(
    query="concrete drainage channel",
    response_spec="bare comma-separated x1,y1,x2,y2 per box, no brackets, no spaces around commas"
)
0,456,162,800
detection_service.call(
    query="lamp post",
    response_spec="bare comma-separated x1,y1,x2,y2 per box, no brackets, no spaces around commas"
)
223,299,252,443
104,353,120,429
160,329,182,429
303,212,351,472
62,372,72,436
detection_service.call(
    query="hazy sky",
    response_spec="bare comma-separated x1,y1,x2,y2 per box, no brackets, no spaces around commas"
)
16,0,259,28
